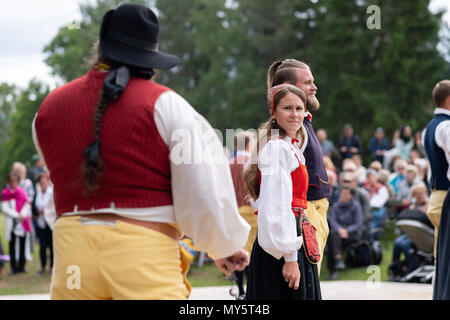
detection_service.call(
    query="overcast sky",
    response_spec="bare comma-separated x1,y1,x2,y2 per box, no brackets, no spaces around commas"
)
1,0,449,90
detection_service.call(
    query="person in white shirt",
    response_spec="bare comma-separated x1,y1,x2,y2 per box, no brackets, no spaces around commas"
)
244,84,321,300
424,80,450,300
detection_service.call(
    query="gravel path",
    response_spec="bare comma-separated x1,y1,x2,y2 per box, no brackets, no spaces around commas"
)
0,280,433,300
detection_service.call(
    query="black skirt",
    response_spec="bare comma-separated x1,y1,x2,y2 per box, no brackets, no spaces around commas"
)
246,237,322,300
434,188,450,300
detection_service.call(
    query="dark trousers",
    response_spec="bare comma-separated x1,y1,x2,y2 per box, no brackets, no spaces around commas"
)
327,229,360,271
235,266,249,296
9,233,26,273
38,225,53,270
392,234,415,273
0,238,5,268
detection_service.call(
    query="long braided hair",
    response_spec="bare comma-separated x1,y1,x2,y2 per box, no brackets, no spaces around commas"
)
81,45,155,195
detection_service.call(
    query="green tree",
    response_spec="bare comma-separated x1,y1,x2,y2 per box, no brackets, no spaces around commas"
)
156,0,267,133
0,80,50,184
300,0,448,161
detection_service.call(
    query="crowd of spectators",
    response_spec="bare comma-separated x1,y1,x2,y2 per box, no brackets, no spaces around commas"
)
0,156,54,276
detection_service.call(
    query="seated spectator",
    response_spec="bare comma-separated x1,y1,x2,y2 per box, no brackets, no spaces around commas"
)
369,127,390,164
352,154,367,186
339,124,362,160
389,158,407,195
1,172,32,275
413,158,430,192
413,130,426,158
408,149,422,166
391,129,400,149
342,158,357,174
0,237,6,275
396,164,421,208
327,186,363,279
388,183,429,280
364,169,389,231
12,162,37,255
324,155,338,180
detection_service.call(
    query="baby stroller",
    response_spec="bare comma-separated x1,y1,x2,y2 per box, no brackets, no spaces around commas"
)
393,208,434,283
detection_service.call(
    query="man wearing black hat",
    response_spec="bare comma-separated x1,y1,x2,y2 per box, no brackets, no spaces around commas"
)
423,80,450,300
266,59,330,274
32,4,250,300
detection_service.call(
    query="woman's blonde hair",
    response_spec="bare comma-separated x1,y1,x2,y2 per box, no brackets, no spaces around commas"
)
411,182,428,198
243,84,306,200
267,59,310,89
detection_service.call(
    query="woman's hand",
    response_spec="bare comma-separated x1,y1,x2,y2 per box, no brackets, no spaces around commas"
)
282,261,300,290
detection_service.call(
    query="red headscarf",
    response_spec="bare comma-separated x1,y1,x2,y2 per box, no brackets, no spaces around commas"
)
1,186,32,232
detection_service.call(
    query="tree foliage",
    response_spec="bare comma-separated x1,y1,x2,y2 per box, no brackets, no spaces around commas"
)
43,0,150,83
0,83,19,166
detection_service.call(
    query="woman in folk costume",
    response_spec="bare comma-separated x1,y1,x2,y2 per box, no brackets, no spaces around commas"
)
244,84,321,300
1,172,32,274
32,4,250,300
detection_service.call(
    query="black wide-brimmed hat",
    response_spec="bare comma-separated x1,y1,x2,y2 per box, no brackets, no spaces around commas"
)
99,3,180,70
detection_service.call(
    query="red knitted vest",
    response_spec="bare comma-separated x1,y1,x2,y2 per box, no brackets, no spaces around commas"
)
35,69,173,215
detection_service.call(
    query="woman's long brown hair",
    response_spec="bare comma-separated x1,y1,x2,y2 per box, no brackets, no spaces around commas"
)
81,42,154,195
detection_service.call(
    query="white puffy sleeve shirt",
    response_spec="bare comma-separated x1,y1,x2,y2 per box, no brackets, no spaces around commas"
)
255,136,307,262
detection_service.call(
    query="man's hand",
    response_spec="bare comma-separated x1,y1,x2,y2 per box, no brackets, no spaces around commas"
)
282,261,300,290
214,249,250,275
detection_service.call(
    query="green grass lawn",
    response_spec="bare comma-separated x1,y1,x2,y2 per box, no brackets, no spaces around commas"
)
0,214,398,295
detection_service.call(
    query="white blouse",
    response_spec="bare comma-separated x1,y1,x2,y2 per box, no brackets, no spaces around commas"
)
255,133,308,262
31,89,250,261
